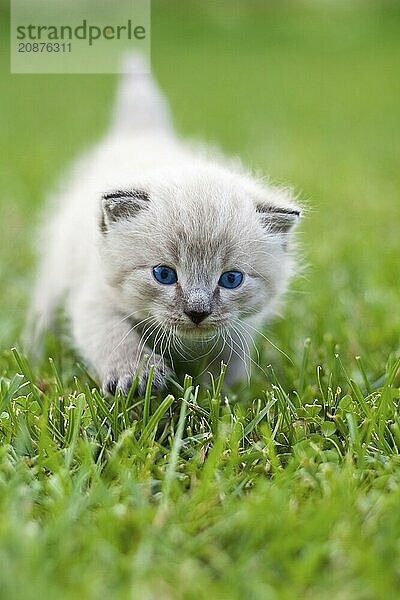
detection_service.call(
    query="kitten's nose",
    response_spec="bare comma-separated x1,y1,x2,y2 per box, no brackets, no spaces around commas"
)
184,309,211,325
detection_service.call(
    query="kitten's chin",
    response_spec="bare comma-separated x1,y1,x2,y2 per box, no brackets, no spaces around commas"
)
173,323,221,340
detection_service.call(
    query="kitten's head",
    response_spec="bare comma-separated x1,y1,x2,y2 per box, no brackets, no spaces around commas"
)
99,164,300,338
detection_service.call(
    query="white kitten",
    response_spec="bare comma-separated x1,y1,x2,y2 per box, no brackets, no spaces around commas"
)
28,54,301,395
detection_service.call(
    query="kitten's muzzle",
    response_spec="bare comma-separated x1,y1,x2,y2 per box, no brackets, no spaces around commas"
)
184,309,211,325
181,287,213,326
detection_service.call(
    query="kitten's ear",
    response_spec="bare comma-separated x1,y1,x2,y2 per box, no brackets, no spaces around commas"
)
101,189,150,232
256,203,301,234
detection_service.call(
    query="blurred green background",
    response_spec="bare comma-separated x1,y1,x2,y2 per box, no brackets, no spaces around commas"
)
0,0,399,374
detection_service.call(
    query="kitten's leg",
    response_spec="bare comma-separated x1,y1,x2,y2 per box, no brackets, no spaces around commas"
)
223,351,250,387
23,250,66,356
69,292,171,396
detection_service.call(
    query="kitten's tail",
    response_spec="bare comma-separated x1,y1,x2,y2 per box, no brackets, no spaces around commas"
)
112,52,173,133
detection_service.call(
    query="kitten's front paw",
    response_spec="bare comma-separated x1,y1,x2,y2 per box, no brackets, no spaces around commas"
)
102,373,136,397
102,358,173,397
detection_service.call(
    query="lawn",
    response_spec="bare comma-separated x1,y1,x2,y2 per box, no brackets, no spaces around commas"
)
0,2,400,598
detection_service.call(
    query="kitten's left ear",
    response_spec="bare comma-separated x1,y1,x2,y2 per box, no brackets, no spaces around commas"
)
254,185,301,235
255,202,301,235
100,188,150,232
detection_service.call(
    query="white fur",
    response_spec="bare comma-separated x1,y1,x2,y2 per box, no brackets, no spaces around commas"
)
27,56,301,394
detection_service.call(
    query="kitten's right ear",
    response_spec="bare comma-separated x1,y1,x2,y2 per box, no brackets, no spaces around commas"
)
101,189,150,232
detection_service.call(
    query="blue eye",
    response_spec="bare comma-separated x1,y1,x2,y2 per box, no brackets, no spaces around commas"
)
152,265,178,285
218,271,243,289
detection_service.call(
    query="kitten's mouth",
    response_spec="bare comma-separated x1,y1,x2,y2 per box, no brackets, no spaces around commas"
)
173,322,222,340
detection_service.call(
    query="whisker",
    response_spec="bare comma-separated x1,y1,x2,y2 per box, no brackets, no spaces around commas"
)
222,329,233,367
232,318,260,365
197,328,225,379
156,327,169,369
109,315,156,357
171,327,189,360
166,327,176,373
230,323,269,380
227,327,251,383
241,320,293,365
134,320,161,368
106,310,152,337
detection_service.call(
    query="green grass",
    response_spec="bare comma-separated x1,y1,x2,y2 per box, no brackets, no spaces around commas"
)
1,2,400,598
